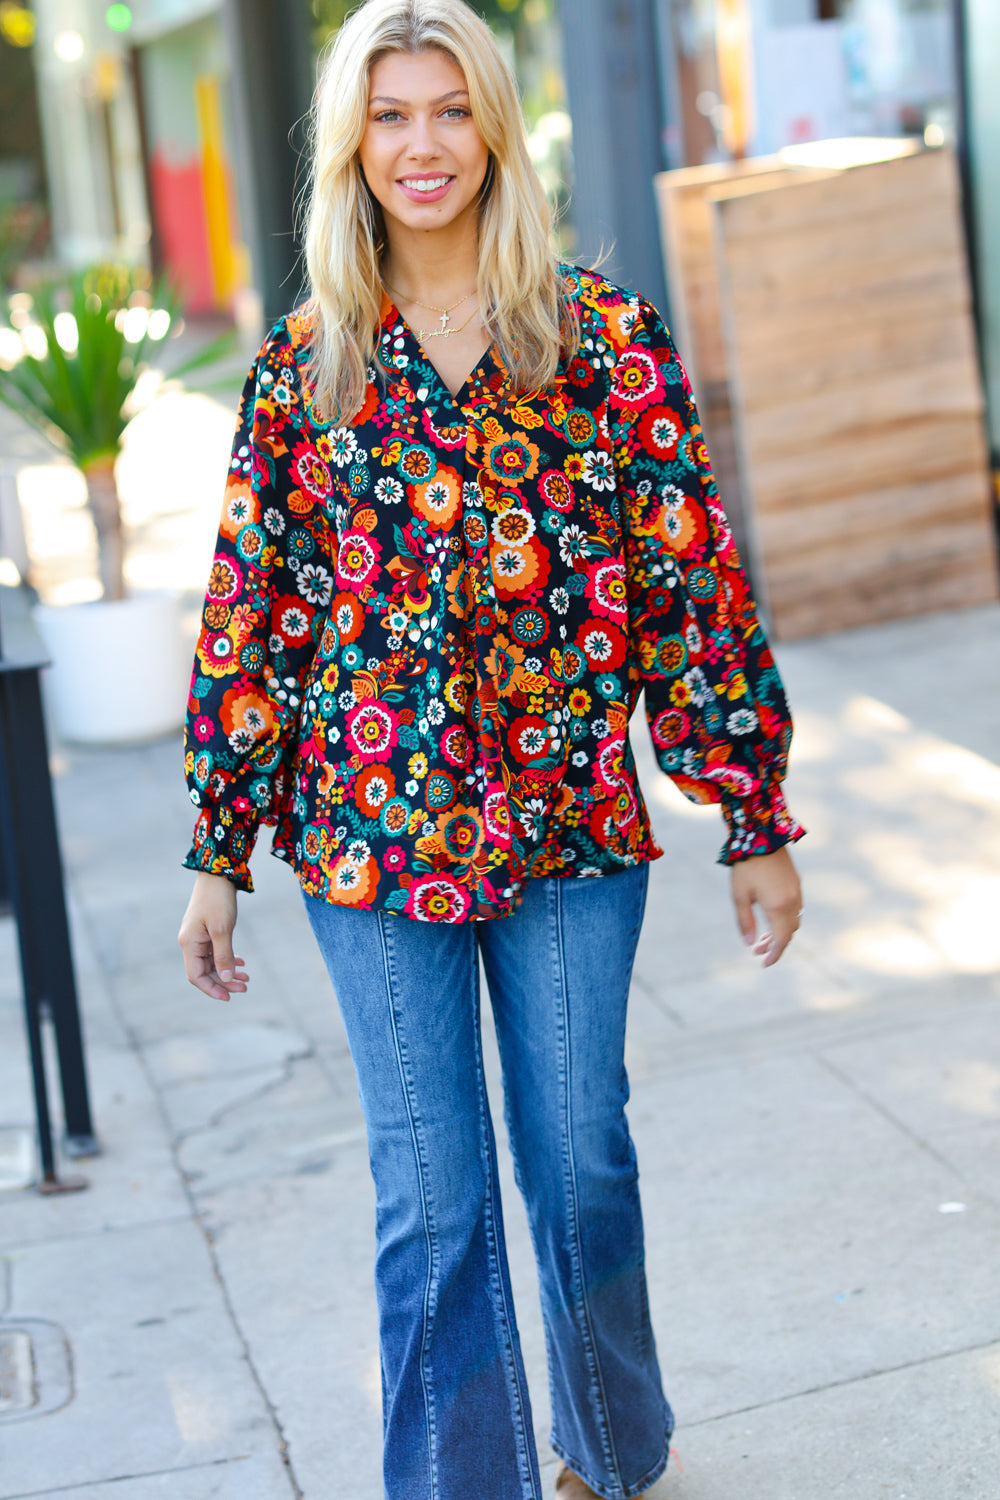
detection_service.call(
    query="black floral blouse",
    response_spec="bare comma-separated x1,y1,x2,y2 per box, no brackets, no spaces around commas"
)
184,267,803,921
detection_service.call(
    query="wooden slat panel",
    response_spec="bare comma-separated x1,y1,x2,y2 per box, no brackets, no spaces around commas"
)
709,148,998,639
755,470,994,557
771,562,998,639
742,359,985,451
751,416,988,509
717,149,953,240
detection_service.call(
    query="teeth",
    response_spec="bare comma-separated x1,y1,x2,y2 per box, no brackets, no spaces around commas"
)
402,177,450,192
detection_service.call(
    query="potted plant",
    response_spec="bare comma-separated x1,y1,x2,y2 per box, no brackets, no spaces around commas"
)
0,264,226,742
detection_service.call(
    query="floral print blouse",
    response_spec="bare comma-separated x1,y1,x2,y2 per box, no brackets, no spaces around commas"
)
184,267,802,922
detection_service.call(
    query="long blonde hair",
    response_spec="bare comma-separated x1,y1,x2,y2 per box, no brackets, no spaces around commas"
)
302,0,575,423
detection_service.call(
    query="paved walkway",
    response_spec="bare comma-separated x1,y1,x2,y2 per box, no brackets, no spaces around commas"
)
1,389,999,1497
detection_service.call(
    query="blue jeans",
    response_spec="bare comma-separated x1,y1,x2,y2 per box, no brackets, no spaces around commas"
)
304,865,672,1500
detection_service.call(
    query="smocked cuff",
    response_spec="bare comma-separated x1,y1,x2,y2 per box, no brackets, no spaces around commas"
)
718,782,805,866
183,839,255,893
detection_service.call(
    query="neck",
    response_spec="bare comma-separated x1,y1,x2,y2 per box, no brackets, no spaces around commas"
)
381,216,479,306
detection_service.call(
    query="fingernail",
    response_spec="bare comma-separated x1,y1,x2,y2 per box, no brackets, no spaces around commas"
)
220,970,232,981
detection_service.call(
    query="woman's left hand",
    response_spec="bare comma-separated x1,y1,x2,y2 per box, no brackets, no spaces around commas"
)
730,847,803,967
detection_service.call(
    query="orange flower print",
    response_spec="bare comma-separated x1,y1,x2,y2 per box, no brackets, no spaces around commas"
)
219,479,258,541
491,536,550,600
331,853,380,906
206,554,243,603
413,465,461,529
220,687,275,751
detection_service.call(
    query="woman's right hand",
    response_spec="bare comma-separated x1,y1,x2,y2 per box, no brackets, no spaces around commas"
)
178,871,249,1001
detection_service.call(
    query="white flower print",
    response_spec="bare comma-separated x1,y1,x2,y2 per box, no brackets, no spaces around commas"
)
581,449,615,492
297,563,334,605
558,525,590,564
727,708,759,735
328,427,358,468
682,667,712,707
375,476,405,505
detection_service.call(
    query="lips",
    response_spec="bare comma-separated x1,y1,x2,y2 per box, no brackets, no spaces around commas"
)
397,175,455,202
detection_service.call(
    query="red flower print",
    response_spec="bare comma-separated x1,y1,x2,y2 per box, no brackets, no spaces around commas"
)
336,530,381,588
576,617,627,670
441,725,472,767
347,700,399,764
585,560,628,620
272,595,312,646
483,789,513,848
384,844,407,871
329,591,365,643
650,709,690,748
611,349,661,408
354,763,396,816
638,406,681,459
405,874,471,923
491,537,550,600
508,714,553,765
594,734,627,797
292,442,332,497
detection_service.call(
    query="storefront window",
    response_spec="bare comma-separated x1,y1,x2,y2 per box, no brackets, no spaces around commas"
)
657,0,958,166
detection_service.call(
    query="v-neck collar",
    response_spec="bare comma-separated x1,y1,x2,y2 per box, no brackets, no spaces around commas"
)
379,292,506,417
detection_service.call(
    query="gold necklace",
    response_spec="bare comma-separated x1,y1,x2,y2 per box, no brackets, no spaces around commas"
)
416,305,481,342
383,281,477,337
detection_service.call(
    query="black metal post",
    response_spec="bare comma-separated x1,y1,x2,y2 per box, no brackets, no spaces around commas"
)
555,0,670,319
221,0,316,326
0,590,95,1189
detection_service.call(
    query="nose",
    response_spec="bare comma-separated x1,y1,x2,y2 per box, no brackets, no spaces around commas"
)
405,111,439,161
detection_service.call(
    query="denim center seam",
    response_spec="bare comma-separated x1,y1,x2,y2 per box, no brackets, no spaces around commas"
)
625,875,653,1365
470,943,541,1499
550,878,623,1491
378,912,440,1499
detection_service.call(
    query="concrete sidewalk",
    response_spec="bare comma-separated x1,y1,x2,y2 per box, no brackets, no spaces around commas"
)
1,598,999,1499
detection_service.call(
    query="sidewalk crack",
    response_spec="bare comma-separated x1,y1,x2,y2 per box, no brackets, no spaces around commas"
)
684,1332,1000,1428
74,908,305,1500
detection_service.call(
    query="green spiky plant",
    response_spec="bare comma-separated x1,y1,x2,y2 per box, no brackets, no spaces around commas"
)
0,264,233,601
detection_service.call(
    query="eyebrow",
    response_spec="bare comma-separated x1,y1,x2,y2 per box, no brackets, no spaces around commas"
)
369,90,470,107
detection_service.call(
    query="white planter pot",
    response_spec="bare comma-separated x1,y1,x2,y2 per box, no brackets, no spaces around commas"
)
33,591,190,744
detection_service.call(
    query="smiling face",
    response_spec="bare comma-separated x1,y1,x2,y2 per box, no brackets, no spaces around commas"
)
358,48,490,246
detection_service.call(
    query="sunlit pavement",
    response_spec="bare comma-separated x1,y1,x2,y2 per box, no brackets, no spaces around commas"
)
1,381,998,1496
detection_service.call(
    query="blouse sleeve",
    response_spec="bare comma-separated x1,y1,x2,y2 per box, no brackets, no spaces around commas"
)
611,298,804,864
183,324,329,890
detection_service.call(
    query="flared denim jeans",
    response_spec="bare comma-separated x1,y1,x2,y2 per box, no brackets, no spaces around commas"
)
304,864,672,1500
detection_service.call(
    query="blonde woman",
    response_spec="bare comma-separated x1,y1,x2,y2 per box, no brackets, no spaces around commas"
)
178,1,804,1495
